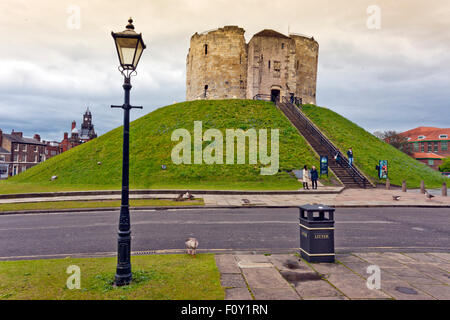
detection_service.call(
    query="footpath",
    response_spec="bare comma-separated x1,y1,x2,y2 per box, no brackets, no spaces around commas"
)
0,187,449,212
216,251,450,300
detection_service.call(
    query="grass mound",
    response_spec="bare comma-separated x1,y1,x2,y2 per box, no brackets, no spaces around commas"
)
1,100,321,193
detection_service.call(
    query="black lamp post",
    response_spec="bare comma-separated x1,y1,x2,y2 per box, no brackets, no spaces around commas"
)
111,18,146,286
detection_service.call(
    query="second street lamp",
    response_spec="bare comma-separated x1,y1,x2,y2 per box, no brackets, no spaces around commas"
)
111,18,146,286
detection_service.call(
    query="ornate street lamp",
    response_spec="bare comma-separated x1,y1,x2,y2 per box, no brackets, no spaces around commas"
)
111,18,146,286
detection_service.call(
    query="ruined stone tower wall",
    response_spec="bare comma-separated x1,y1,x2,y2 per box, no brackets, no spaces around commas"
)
246,33,297,100
186,26,247,100
290,35,319,104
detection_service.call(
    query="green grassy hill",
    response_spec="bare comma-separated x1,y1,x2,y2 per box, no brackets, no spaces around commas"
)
1,100,322,193
302,104,447,188
1,100,444,194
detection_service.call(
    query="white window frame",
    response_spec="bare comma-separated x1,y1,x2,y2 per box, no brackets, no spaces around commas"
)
439,134,448,139
418,135,426,140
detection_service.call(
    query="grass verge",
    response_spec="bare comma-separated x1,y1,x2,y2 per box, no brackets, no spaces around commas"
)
0,254,224,300
0,198,204,212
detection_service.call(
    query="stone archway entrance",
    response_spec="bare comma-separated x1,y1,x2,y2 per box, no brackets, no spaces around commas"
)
270,89,280,103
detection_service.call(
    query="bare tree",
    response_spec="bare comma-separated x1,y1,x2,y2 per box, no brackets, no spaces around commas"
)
374,130,412,155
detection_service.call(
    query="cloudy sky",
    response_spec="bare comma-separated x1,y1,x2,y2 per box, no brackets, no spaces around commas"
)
0,0,449,141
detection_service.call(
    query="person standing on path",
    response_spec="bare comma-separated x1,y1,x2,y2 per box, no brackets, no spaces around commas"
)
347,148,354,168
302,165,310,190
310,166,318,190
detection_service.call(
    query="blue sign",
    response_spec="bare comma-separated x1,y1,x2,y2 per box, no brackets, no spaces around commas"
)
378,160,388,179
320,156,328,176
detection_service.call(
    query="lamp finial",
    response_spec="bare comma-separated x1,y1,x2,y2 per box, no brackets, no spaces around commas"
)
126,17,134,30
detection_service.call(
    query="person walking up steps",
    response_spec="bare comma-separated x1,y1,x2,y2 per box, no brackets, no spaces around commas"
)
302,165,310,190
347,147,354,168
310,166,318,190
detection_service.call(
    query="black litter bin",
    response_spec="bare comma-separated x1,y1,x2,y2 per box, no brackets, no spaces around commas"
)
299,204,335,263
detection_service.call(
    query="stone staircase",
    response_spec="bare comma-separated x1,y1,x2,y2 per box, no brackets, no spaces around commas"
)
277,100,373,189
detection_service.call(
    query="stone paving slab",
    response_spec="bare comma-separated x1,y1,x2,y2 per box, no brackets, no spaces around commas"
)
251,288,300,300
216,252,450,300
406,263,450,285
325,273,392,299
379,281,435,300
411,284,450,300
404,252,449,264
225,288,253,300
215,254,240,274
220,274,247,288
294,279,343,298
242,268,292,289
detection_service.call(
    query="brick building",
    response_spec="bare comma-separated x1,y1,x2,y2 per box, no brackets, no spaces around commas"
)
61,108,97,152
399,127,450,170
0,129,47,178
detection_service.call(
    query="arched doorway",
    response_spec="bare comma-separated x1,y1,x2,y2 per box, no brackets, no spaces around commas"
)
270,89,280,103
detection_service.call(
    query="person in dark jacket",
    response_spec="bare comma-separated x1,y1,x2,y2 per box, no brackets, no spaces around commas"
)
347,148,354,167
310,166,319,189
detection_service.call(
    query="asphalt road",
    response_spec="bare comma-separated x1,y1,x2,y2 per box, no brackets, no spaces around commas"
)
0,207,449,260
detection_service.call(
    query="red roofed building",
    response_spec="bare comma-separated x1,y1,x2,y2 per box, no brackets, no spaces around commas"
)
399,127,450,170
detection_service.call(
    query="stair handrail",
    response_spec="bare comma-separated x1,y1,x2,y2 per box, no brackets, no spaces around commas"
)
280,101,369,188
253,94,272,101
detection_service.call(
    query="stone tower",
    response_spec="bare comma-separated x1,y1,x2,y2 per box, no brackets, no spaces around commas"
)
186,26,247,100
186,26,319,104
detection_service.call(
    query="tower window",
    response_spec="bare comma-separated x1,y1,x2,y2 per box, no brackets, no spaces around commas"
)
268,60,271,69
204,44,208,55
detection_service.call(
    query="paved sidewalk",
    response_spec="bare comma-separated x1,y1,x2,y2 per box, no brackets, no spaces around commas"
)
0,187,448,208
216,252,450,300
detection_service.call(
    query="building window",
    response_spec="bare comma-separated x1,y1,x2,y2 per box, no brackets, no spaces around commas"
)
23,144,27,151
442,141,448,151
204,44,208,55
204,85,208,98
414,142,419,151
34,146,37,152
0,155,4,162
418,135,426,140
22,166,26,172
268,60,270,69
434,142,438,152
428,160,434,166
439,134,448,139
421,143,424,152
14,154,18,162
273,61,281,72
14,144,19,151
427,142,432,152
35,155,38,163
281,43,284,49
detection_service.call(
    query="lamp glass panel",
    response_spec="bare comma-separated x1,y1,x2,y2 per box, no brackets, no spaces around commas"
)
116,37,138,66
133,40,144,68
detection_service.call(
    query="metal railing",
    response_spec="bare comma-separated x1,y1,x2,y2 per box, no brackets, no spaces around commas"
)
253,94,272,101
280,100,370,188
281,96,302,108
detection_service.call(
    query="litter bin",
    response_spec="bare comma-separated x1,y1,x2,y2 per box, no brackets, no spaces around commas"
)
299,204,335,263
